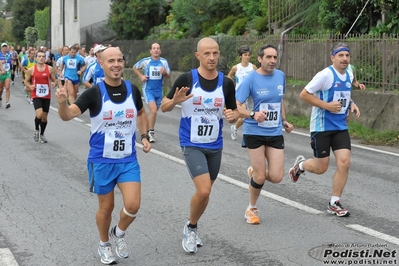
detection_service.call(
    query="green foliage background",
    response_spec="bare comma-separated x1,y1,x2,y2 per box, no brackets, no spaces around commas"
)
11,0,48,42
34,7,49,41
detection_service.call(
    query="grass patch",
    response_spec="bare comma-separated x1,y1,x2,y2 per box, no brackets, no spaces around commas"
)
348,121,399,147
287,115,399,148
287,79,308,86
287,114,310,129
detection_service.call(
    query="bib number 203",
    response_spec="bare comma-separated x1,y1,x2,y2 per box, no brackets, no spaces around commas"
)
198,125,213,136
113,140,125,151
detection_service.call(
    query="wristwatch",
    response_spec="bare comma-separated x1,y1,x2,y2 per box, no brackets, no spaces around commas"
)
141,134,150,141
249,111,255,119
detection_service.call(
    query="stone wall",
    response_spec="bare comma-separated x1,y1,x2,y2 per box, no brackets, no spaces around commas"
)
123,69,399,131
284,85,399,131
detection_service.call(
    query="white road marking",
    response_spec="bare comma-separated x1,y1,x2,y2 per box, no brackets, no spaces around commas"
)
51,103,399,157
148,146,321,214
292,130,399,157
49,106,84,123
145,144,323,214
141,143,399,245
347,224,399,246
218,173,324,214
60,107,399,247
0,248,19,266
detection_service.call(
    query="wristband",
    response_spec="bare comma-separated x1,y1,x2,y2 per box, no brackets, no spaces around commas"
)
141,134,149,141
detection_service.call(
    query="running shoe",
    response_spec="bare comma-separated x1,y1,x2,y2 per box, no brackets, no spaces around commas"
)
183,221,203,247
33,130,39,142
182,222,198,253
5,102,10,109
11,81,14,85
328,201,350,217
98,244,117,265
39,135,47,143
289,155,306,183
109,226,129,259
230,125,238,141
148,130,155,143
244,208,260,224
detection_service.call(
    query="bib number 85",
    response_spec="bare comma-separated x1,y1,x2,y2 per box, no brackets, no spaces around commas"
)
113,140,125,151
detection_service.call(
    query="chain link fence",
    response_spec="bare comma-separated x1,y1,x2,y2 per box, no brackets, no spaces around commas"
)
111,33,399,92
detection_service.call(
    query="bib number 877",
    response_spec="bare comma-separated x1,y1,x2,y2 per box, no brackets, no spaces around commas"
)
198,125,213,136
113,140,125,151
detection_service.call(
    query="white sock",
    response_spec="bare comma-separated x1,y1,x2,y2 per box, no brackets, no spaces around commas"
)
100,240,110,246
115,225,125,237
298,162,304,171
247,204,256,210
330,196,340,205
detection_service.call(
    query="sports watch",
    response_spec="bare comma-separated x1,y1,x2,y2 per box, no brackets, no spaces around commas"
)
249,111,255,119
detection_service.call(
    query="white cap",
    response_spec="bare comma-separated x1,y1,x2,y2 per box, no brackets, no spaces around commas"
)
1,43,8,47
93,44,107,54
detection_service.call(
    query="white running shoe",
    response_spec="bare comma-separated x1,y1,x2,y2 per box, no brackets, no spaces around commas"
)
109,226,129,259
98,244,117,265
230,125,238,141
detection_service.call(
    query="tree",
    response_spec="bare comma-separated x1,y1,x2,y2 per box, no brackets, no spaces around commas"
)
108,0,168,40
35,7,49,40
25,26,38,47
11,0,48,42
0,18,14,43
5,0,14,12
317,0,399,34
170,0,243,37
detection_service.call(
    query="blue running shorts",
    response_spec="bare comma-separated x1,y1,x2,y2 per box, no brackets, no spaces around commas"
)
87,161,141,195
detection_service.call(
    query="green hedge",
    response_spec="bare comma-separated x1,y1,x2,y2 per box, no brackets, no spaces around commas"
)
34,7,49,41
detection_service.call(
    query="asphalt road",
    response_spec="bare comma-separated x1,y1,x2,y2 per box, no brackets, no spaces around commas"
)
0,77,398,266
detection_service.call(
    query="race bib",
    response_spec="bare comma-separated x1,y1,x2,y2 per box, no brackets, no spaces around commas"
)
258,102,281,128
103,128,133,159
36,84,49,97
66,59,77,69
190,115,219,143
149,66,162,80
3,63,10,71
332,91,351,114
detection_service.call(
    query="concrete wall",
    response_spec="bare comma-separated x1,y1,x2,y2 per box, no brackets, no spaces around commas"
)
80,20,117,46
51,0,112,50
79,0,111,28
51,0,81,51
123,69,399,132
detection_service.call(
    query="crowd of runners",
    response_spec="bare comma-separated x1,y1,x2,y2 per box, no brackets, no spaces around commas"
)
0,39,365,265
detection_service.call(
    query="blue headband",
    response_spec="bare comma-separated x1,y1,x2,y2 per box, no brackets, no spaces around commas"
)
331,47,350,56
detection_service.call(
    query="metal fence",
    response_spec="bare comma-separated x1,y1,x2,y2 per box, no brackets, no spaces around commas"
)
111,33,399,92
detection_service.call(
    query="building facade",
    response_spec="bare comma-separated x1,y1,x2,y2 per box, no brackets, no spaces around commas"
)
51,0,114,51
